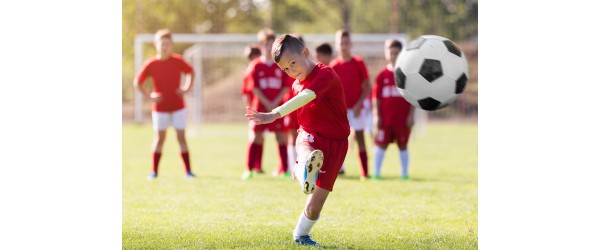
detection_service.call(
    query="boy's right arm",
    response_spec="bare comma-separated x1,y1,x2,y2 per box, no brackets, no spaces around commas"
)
133,80,162,103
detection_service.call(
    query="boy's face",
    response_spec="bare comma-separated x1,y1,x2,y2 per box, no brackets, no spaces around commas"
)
155,37,173,55
336,36,352,56
263,39,275,58
316,53,332,65
385,46,401,66
277,48,311,82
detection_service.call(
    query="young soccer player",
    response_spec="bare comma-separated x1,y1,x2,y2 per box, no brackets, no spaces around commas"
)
315,43,333,65
245,34,350,246
372,39,415,180
134,29,196,179
241,44,262,108
330,29,371,180
242,28,292,180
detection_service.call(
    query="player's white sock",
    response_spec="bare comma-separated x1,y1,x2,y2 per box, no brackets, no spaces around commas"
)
400,150,409,177
293,211,318,239
374,146,385,177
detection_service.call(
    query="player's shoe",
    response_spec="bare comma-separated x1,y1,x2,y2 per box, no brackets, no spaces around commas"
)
371,175,382,180
401,175,410,180
301,150,324,195
360,175,370,181
147,172,157,180
295,235,320,246
241,171,253,180
186,172,196,179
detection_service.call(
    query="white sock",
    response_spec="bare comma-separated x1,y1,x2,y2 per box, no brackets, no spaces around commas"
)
400,150,409,177
293,211,318,239
374,146,385,176
288,145,297,173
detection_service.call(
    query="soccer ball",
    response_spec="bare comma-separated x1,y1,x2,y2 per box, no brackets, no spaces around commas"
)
393,35,469,111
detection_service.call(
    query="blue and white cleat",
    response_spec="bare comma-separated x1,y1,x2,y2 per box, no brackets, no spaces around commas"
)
302,150,323,195
295,235,320,246
186,172,196,179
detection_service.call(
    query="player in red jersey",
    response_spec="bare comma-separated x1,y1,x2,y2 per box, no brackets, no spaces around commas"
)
330,29,371,180
372,39,415,180
246,34,350,247
241,44,262,108
134,29,196,180
242,28,293,180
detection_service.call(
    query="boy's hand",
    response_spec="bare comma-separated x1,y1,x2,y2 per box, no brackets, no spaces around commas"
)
352,105,362,118
176,88,186,96
406,116,414,127
150,92,163,103
245,107,280,124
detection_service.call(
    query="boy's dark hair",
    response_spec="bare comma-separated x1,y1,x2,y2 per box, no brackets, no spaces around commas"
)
315,43,333,56
244,44,262,61
385,39,403,50
272,34,305,63
257,28,276,44
335,28,350,40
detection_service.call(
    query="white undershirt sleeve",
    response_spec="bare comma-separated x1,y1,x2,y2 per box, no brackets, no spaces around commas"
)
272,89,316,117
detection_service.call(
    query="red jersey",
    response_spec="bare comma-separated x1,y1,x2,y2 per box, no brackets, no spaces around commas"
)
248,59,293,112
329,55,369,108
241,58,260,99
135,54,193,112
294,63,350,140
373,67,412,126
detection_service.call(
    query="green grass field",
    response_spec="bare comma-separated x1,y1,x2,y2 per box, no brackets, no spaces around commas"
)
123,122,477,249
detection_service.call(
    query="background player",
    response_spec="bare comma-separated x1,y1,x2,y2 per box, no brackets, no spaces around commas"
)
330,29,371,180
372,39,415,180
315,43,333,65
242,28,292,180
245,34,350,246
133,29,196,179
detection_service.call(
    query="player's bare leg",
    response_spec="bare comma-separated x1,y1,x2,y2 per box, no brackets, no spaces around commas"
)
355,130,369,180
176,129,194,178
293,186,329,246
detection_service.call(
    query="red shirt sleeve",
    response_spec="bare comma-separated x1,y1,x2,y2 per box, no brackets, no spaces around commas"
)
135,59,154,86
178,57,193,74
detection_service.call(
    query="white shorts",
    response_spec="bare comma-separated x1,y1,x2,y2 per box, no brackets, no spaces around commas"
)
347,108,366,131
152,108,186,131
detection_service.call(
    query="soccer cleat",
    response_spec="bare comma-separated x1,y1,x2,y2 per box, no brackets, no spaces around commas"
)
371,175,382,180
302,150,324,195
147,172,157,180
401,175,410,180
295,235,320,246
241,171,253,180
186,172,196,178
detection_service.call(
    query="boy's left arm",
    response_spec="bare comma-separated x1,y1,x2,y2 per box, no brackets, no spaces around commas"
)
177,72,195,96
406,105,415,127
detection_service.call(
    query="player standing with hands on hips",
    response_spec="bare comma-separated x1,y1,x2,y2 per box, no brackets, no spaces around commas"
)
134,29,196,180
245,34,350,246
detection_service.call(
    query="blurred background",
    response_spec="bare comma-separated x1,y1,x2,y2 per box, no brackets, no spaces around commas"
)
122,0,478,125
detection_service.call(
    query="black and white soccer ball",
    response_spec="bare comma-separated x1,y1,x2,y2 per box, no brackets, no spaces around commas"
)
393,35,469,111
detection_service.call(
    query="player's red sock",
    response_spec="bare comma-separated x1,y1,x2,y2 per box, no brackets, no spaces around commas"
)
181,151,191,174
278,144,288,173
359,150,369,177
152,152,161,174
246,143,258,171
255,143,264,172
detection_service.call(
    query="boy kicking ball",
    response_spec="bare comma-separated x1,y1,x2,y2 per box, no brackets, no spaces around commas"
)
245,34,350,246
